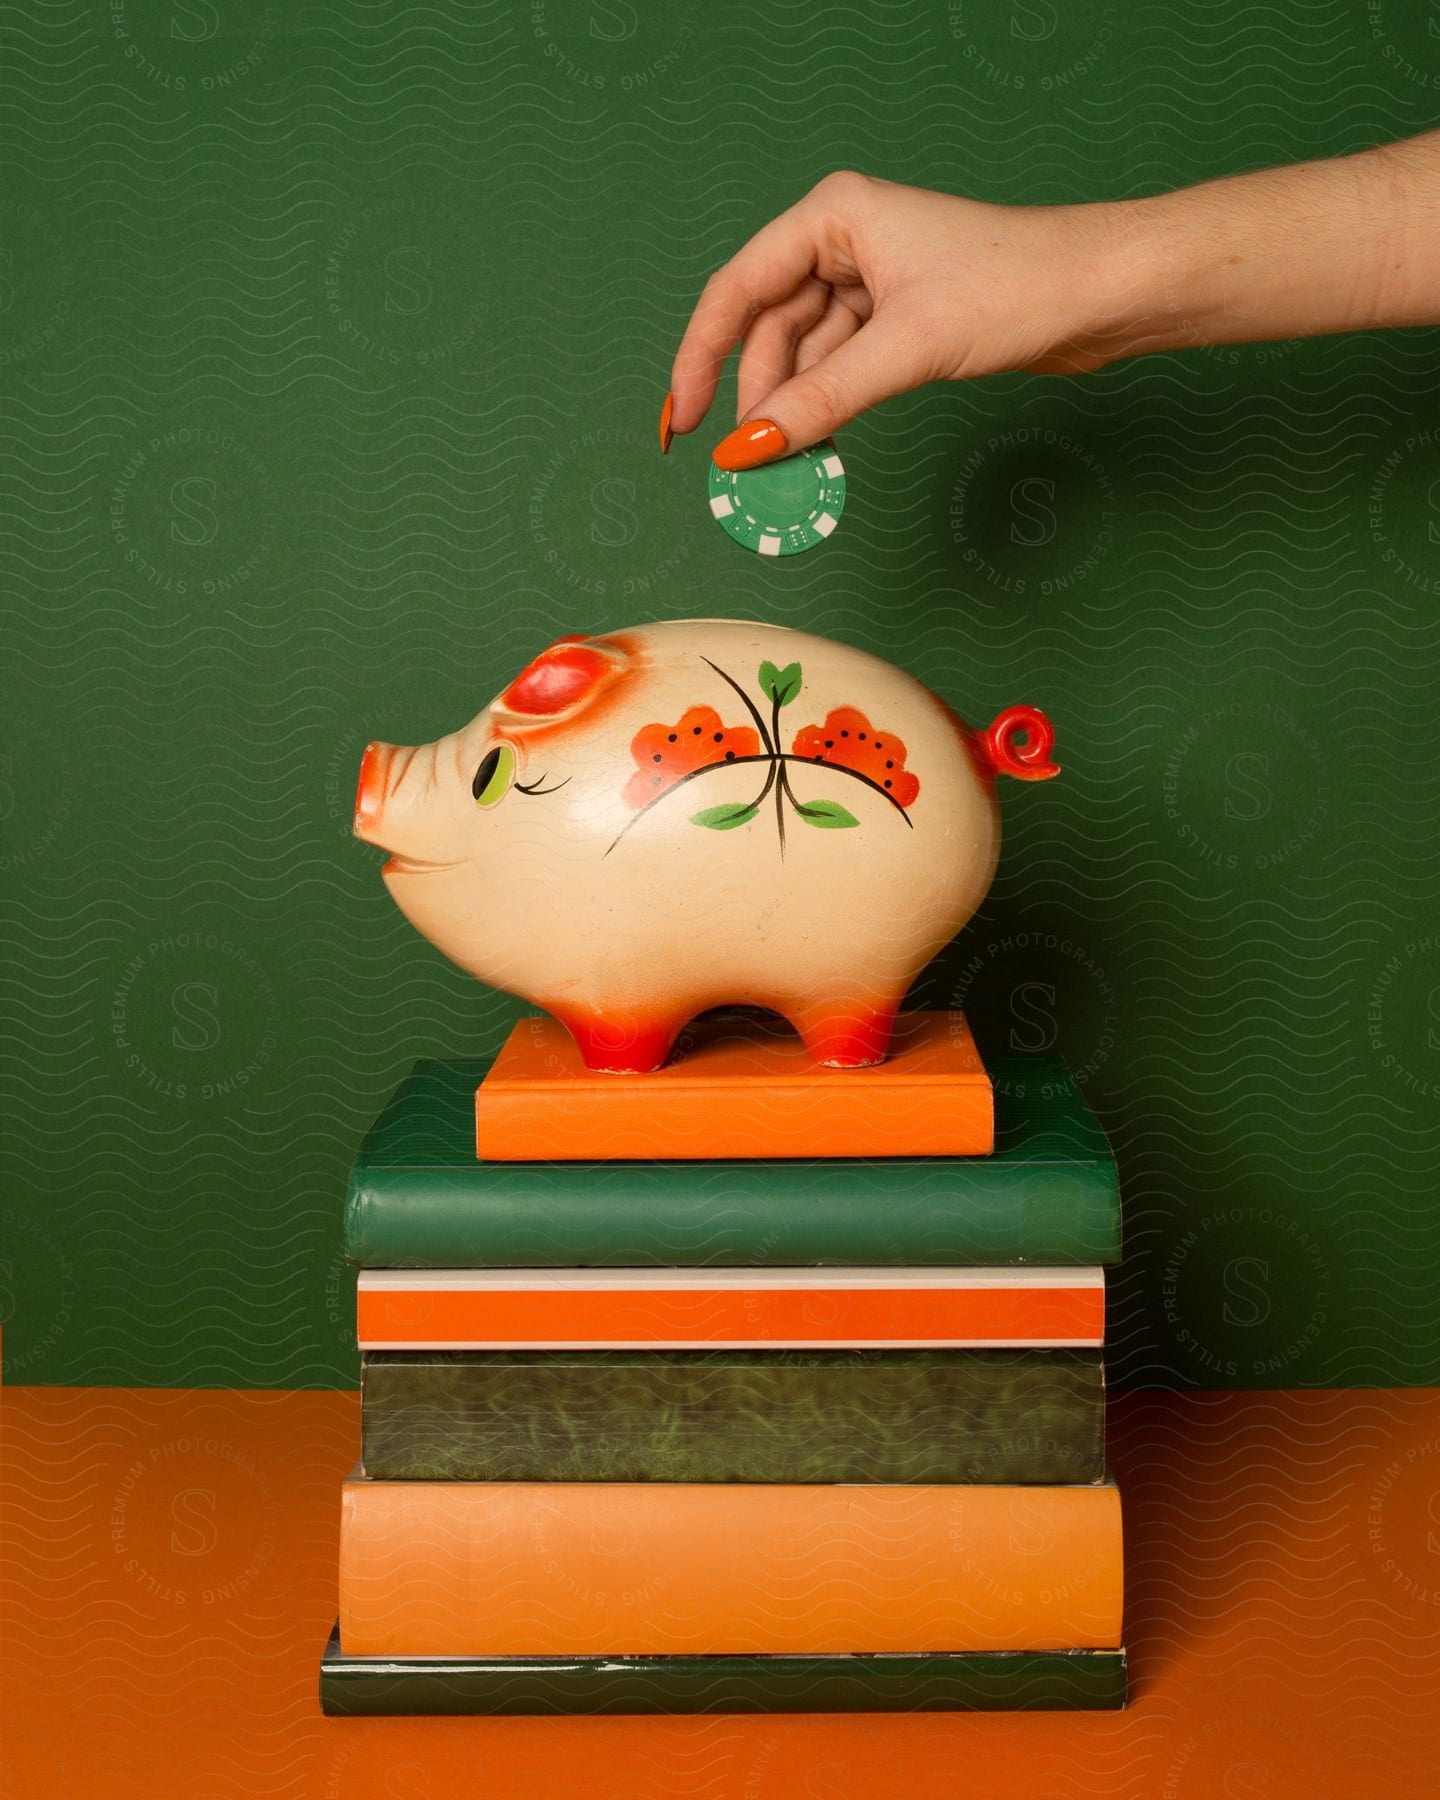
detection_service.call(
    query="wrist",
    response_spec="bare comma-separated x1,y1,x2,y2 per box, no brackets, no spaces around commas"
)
1346,140,1435,329
1013,199,1172,374
1092,190,1264,361
1073,199,1189,362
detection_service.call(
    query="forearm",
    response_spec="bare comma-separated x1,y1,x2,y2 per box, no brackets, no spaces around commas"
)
666,143,1440,459
1092,131,1440,361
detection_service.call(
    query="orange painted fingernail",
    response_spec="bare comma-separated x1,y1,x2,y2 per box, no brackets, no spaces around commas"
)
659,392,674,454
712,418,788,471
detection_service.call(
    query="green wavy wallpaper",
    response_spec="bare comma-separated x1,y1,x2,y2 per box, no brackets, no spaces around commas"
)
4,1,1440,1390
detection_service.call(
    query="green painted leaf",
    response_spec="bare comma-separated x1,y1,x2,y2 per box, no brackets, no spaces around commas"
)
758,659,803,707
691,801,761,830
794,798,859,829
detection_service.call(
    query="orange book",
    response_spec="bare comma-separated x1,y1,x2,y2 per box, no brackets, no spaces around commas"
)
338,1476,1122,1658
473,1010,994,1161
356,1266,1106,1350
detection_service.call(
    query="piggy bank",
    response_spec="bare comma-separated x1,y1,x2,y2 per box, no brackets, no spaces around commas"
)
354,619,1058,1073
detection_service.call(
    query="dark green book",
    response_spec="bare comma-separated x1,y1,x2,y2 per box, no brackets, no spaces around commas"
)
318,1626,1127,1716
361,1347,1106,1484
344,1057,1119,1268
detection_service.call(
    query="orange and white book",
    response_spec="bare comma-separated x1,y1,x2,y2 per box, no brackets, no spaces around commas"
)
355,1265,1105,1350
338,1474,1123,1658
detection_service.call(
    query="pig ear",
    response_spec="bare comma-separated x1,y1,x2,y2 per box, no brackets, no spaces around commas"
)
495,636,628,720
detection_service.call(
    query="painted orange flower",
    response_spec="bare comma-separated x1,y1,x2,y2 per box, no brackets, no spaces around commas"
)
623,706,761,808
790,706,920,808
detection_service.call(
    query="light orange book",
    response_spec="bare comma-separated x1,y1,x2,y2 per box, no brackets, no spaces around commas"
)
338,1476,1123,1658
355,1265,1106,1350
473,1010,994,1161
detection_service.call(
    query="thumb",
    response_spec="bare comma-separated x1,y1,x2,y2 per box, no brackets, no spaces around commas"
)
710,316,922,470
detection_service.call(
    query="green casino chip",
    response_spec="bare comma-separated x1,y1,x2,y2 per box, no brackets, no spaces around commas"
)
708,442,846,556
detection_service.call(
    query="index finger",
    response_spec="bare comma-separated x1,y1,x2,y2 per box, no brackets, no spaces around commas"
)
668,203,826,436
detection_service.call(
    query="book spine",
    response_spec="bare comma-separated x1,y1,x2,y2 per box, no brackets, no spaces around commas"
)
319,1635,1128,1716
360,1350,1106,1484
354,1268,1105,1351
338,1479,1123,1658
472,1060,995,1162
345,1161,1120,1269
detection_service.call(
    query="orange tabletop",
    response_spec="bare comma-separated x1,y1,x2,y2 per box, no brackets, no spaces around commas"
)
3,1381,1439,1798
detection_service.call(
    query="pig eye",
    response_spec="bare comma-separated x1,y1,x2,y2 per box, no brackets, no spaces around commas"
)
471,743,515,808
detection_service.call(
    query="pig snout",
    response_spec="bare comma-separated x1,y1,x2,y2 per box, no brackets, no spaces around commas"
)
354,740,403,843
353,739,450,860
355,728,485,877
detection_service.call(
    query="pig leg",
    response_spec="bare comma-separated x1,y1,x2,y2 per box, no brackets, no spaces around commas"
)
550,1006,688,1075
785,996,901,1069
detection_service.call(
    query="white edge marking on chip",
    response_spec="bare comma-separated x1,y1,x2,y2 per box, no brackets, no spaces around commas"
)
710,495,735,519
814,512,837,537
758,534,782,556
821,454,844,478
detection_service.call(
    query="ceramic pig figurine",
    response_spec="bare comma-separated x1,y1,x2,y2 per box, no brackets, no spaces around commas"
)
354,619,1058,1073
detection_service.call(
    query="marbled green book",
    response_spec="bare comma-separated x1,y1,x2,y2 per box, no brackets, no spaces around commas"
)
344,1055,1120,1269
318,1626,1127,1716
360,1347,1105,1483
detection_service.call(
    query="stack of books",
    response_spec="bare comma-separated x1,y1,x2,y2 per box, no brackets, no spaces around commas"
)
320,1019,1125,1716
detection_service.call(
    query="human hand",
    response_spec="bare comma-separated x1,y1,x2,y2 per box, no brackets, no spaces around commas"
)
662,142,1440,470
663,170,1130,470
